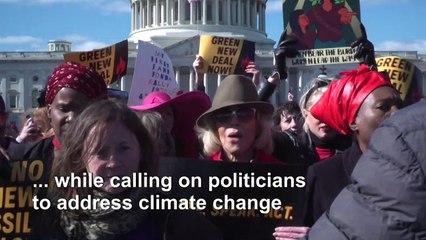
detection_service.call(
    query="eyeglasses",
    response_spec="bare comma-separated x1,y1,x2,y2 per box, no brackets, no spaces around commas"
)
214,108,256,124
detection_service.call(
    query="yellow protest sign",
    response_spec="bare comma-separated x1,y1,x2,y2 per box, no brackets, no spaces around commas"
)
0,159,46,238
376,56,414,100
199,35,255,75
64,40,128,85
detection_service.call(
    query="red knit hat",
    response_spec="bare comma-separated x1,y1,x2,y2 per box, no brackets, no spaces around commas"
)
46,62,107,105
310,65,392,135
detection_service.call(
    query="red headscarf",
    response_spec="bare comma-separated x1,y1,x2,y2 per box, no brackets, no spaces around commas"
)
310,64,392,135
45,62,107,105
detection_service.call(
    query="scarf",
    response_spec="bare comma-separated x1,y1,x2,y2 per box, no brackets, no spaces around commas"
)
308,130,352,160
53,136,62,150
308,130,337,160
61,187,150,240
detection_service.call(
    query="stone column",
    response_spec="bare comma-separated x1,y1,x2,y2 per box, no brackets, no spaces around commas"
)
142,1,146,28
120,76,126,91
161,0,165,26
190,1,194,25
227,0,231,25
215,0,219,25
139,1,143,29
203,73,208,94
177,0,181,25
238,0,241,26
135,2,138,29
137,2,140,30
138,1,142,29
246,0,250,27
252,1,256,29
175,67,181,87
155,0,160,26
147,0,152,27
202,0,207,24
189,68,194,91
170,0,174,25
166,0,170,25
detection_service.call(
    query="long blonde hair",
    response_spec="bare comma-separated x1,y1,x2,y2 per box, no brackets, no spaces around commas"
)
196,110,274,157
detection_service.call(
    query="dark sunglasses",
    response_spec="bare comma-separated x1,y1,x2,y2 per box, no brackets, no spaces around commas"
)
214,107,257,124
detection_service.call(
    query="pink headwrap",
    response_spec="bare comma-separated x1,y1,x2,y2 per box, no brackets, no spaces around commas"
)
45,62,107,105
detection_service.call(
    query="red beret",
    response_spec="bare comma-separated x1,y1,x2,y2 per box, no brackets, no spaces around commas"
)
310,65,392,135
46,62,107,105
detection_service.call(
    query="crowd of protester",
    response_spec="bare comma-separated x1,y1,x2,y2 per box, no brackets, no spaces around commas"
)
0,25,424,240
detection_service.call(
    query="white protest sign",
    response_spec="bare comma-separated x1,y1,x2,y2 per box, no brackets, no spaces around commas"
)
286,47,359,67
128,41,178,106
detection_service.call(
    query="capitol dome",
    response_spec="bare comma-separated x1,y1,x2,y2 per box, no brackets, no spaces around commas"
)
126,0,278,102
128,0,274,50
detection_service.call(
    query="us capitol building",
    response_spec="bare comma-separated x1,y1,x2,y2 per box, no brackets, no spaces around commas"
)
1,0,425,126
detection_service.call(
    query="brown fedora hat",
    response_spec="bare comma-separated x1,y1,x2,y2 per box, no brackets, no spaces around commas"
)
196,74,274,128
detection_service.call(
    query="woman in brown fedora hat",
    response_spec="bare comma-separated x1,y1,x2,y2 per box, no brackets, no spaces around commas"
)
196,75,279,163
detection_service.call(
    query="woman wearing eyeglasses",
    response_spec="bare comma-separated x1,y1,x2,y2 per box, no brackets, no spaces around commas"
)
196,74,279,163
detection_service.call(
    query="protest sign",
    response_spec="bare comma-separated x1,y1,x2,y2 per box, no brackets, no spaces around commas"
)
0,154,306,240
128,41,178,107
376,56,416,100
283,0,361,66
64,40,128,85
0,159,52,239
199,35,255,75
287,46,358,67
158,158,307,240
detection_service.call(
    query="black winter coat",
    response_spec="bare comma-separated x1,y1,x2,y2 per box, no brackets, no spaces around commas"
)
303,141,362,226
7,137,64,239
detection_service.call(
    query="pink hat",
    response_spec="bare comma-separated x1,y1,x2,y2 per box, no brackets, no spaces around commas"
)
129,91,211,113
129,91,172,111
130,91,212,158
